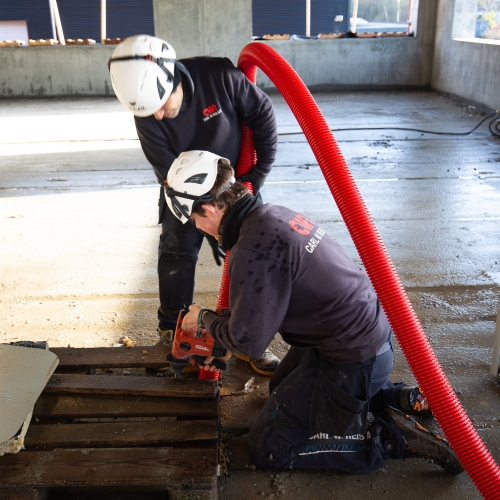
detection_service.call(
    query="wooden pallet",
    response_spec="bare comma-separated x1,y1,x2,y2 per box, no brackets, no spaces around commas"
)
0,346,220,500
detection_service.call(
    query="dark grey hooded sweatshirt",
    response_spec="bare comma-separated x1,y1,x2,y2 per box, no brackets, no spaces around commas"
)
204,203,391,363
134,57,277,183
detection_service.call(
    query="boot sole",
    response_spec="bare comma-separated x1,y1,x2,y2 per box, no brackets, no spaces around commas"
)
386,408,464,476
234,353,275,377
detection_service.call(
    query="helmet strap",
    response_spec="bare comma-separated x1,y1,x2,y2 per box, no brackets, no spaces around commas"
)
172,65,182,92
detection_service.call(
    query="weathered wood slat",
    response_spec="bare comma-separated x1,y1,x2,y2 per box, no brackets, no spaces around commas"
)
0,487,48,500
51,346,171,370
24,420,218,450
45,374,218,398
0,447,217,488
33,393,219,419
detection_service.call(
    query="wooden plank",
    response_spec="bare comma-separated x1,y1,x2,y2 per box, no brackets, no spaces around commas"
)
24,420,218,450
0,488,48,500
51,346,172,371
45,374,218,399
33,393,219,419
0,447,217,488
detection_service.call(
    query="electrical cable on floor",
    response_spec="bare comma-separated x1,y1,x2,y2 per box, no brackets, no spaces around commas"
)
279,111,500,138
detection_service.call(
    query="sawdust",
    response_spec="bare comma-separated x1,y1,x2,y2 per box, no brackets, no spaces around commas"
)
269,472,289,498
218,434,230,476
118,336,136,348
220,376,256,396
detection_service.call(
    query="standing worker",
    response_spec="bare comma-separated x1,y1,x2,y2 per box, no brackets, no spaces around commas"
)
108,35,280,375
169,150,463,475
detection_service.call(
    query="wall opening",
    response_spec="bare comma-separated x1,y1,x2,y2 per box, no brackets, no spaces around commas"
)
453,0,500,42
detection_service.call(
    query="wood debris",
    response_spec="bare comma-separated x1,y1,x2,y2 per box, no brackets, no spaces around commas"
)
220,376,255,397
118,336,136,348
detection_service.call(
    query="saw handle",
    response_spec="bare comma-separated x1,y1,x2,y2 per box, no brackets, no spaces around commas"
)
193,355,227,370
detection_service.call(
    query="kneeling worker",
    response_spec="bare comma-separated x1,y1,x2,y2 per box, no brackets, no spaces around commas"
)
166,150,463,475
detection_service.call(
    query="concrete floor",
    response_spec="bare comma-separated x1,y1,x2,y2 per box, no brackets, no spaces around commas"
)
1,90,500,499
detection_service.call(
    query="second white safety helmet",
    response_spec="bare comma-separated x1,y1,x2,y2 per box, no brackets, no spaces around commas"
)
108,34,176,117
165,151,234,224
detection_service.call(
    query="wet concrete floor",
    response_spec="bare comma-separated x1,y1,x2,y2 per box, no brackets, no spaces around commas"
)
1,90,499,499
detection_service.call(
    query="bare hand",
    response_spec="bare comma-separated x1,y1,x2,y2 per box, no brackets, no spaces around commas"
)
200,356,217,372
181,304,202,331
200,350,233,371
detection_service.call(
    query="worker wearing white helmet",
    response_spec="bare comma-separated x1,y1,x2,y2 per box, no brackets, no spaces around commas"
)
108,35,280,375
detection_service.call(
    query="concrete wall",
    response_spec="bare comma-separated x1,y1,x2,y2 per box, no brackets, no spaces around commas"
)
432,0,500,111
4,0,497,109
154,0,252,65
0,44,115,97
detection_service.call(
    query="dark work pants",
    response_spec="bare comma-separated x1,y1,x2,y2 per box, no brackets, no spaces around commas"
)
158,187,204,331
248,335,405,473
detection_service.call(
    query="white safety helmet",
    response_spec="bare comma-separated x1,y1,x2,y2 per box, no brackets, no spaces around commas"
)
108,35,176,117
165,151,234,224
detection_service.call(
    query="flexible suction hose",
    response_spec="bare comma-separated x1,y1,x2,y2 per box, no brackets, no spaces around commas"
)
216,122,256,309
218,42,500,498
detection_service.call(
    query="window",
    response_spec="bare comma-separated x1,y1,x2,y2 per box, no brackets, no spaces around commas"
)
252,0,419,38
355,0,411,34
475,0,500,40
453,0,500,42
0,0,154,42
252,0,351,38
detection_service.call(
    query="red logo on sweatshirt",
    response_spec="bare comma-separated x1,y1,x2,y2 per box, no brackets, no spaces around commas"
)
289,214,315,235
203,104,218,116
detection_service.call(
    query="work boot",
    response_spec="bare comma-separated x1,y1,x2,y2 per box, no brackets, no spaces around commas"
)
234,348,280,376
399,386,433,418
156,327,174,347
386,408,464,476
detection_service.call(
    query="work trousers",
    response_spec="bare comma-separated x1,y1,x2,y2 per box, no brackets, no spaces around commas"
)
248,335,405,473
157,187,204,330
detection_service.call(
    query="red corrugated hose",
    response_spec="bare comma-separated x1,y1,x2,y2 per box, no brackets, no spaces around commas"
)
198,367,220,380
216,122,255,309
217,42,500,499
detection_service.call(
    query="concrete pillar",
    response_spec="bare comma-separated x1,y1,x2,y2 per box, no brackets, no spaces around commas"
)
153,0,252,65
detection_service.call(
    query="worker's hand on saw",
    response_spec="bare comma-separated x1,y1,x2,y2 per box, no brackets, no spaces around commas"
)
201,351,233,371
181,304,202,331
236,168,268,196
